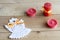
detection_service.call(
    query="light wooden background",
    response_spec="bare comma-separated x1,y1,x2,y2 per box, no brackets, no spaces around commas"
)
0,15,60,40
0,0,60,16
0,0,60,40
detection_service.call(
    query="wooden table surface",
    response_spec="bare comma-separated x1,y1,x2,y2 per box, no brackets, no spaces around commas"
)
0,15,60,40
0,0,60,16
0,0,60,40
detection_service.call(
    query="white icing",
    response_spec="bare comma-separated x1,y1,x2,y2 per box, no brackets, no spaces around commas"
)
4,18,31,38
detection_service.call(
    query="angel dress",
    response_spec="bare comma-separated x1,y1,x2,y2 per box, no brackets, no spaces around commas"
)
4,18,31,38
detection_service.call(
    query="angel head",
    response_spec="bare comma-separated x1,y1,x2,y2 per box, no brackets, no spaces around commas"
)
8,18,24,28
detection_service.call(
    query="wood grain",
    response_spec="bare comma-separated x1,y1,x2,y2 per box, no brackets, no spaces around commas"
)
0,15,60,40
0,0,60,40
0,15,60,32
0,31,60,40
0,0,60,16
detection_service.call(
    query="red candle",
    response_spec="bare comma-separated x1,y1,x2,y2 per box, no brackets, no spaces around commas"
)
44,2,52,11
26,8,36,17
43,10,51,16
43,2,52,16
47,19,58,28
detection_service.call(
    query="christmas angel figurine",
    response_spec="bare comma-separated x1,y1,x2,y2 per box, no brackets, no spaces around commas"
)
4,18,31,38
